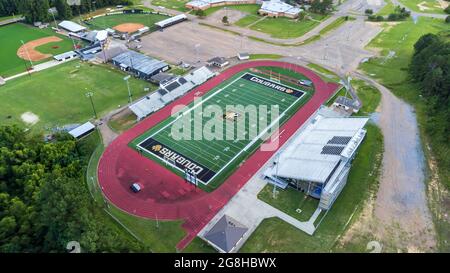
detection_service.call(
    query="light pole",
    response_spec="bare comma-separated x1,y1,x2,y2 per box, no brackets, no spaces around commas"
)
124,75,132,103
20,40,33,68
194,43,200,63
85,92,97,119
49,8,58,30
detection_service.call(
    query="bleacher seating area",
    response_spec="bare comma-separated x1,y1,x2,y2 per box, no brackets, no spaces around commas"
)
129,66,216,120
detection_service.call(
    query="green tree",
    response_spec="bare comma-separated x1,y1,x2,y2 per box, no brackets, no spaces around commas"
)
55,0,72,20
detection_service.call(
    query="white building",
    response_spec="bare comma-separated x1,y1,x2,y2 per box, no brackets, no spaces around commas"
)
185,0,301,18
264,110,369,210
58,20,86,33
259,0,302,18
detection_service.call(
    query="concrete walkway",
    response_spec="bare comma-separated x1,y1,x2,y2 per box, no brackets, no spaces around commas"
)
4,57,78,82
198,174,317,252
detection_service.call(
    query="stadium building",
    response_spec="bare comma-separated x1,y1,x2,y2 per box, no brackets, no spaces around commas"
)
129,66,215,120
186,0,301,18
258,0,302,18
186,0,256,10
264,108,369,210
112,50,169,80
58,20,86,33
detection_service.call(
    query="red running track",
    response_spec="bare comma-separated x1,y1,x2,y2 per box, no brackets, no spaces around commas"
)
97,61,339,250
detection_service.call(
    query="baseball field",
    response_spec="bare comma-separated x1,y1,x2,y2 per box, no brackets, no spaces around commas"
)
86,13,169,32
0,23,77,78
0,61,153,131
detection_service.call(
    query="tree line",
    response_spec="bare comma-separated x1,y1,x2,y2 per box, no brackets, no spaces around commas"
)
410,33,450,181
0,0,133,23
0,125,146,252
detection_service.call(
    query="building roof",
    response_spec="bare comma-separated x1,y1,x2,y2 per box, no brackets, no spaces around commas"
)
68,122,95,138
334,96,360,109
112,50,168,76
58,20,86,32
207,57,228,65
155,14,187,28
150,72,175,83
54,51,77,60
129,66,214,120
260,0,301,16
204,215,248,253
186,0,246,8
272,115,369,183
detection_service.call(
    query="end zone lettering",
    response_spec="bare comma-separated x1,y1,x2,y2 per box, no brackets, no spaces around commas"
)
138,137,217,183
242,73,304,98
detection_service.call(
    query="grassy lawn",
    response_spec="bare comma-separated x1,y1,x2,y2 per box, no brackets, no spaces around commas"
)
0,14,22,22
204,4,261,16
86,13,169,30
0,61,154,131
183,237,217,253
250,17,321,39
306,63,340,82
325,87,347,106
318,17,349,36
376,1,396,16
83,129,187,252
152,0,190,12
107,205,186,252
258,185,320,222
235,14,261,27
352,79,381,115
108,111,137,134
397,0,447,14
241,124,384,252
0,23,76,77
249,54,283,60
360,17,450,251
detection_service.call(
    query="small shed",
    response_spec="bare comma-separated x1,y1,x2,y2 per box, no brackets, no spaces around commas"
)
203,215,248,253
206,57,229,68
237,52,250,61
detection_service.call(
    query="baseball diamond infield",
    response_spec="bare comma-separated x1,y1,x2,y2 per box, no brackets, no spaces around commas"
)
97,61,339,250
113,23,145,33
17,36,63,62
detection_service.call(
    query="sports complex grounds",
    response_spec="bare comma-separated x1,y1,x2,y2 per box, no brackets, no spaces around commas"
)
130,68,314,188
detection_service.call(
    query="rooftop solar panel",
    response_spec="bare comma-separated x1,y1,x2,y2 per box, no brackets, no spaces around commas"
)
166,81,180,92
178,77,187,84
327,136,352,145
321,145,345,155
157,89,168,95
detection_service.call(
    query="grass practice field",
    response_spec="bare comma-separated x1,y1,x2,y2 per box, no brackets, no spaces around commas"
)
151,0,190,12
0,23,75,77
130,67,313,189
398,0,447,14
0,61,153,131
86,13,169,31
245,13,328,39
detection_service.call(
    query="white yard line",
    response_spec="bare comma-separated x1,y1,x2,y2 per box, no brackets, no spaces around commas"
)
137,73,307,185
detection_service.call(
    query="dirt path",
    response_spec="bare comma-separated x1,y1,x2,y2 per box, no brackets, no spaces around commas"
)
17,36,62,62
350,73,436,252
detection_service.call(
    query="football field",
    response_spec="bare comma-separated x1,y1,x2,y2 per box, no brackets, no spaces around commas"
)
130,68,313,188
